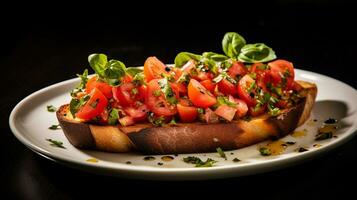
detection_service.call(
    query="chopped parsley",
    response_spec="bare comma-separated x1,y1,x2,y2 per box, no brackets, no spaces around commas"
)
183,156,217,167
108,108,120,125
232,158,241,162
46,139,66,149
216,147,227,160
158,78,178,105
48,124,61,130
216,96,237,107
259,147,271,156
47,105,57,112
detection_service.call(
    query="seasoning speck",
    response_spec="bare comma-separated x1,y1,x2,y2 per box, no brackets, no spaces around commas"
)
286,141,296,145
157,162,164,166
313,144,322,148
313,119,318,122
232,158,241,162
324,118,338,124
143,156,156,161
297,147,309,152
333,135,338,138
174,154,179,157
230,152,234,155
126,161,132,164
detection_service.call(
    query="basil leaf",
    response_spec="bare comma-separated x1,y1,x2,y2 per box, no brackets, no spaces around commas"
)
88,53,108,77
174,52,202,68
222,32,246,58
69,95,90,117
216,96,237,107
238,43,277,63
158,78,178,105
202,52,229,62
108,108,119,125
126,67,143,76
104,60,126,79
183,156,217,167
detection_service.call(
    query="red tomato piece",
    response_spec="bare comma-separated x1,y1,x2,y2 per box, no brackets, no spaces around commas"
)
214,105,237,121
200,79,216,93
228,95,248,118
112,83,141,107
146,79,177,116
237,75,257,107
268,59,295,89
76,88,108,120
86,76,113,99
218,78,237,95
177,104,198,122
228,61,247,78
249,105,267,117
188,79,217,108
144,56,167,81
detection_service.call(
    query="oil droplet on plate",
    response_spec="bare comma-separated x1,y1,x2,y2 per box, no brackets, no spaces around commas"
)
292,130,306,138
86,158,98,163
161,156,174,162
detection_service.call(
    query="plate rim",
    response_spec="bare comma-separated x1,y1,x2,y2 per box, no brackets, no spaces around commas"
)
9,68,357,177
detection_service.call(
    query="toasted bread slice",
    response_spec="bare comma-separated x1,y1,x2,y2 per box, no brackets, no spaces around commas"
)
57,81,317,154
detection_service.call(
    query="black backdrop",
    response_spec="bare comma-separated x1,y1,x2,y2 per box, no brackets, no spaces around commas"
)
1,1,356,199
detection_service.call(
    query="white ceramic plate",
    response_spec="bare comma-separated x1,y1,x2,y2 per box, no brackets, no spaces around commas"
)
9,69,357,180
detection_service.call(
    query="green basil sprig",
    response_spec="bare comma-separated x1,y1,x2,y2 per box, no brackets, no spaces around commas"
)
238,43,276,63
222,32,246,58
88,54,127,86
174,52,202,68
222,32,277,63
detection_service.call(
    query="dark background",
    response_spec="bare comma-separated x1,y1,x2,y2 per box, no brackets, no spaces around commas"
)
1,1,356,199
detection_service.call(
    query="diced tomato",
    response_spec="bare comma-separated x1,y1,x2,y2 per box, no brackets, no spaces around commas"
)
177,104,198,122
76,88,108,120
122,74,133,83
124,104,149,121
172,67,183,80
178,98,193,107
119,116,135,126
228,96,248,118
250,62,266,74
204,108,219,123
197,71,214,81
200,79,216,93
188,79,217,108
112,83,142,106
98,108,109,124
228,61,247,79
138,85,148,100
146,79,177,116
250,63,270,92
268,59,295,89
86,76,113,99
249,105,267,117
144,56,167,81
171,82,187,95
218,78,237,95
214,105,237,121
181,60,197,74
237,75,257,107
276,100,289,109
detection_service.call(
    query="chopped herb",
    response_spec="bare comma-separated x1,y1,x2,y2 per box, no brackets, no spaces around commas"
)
232,158,241,162
183,156,217,167
259,147,271,156
324,118,338,124
247,81,256,93
90,99,99,108
132,72,145,86
158,78,178,105
108,108,120,125
170,118,177,125
69,95,90,116
48,124,61,130
153,90,161,97
46,139,66,149
197,108,204,114
216,147,227,160
315,132,333,141
148,112,165,127
297,147,308,152
70,69,89,97
213,71,236,84
216,96,237,107
47,105,57,112
131,88,138,95
161,73,175,82
177,71,190,84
